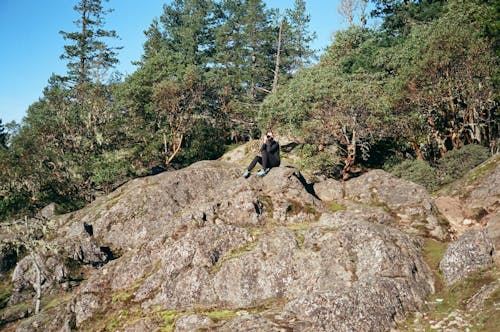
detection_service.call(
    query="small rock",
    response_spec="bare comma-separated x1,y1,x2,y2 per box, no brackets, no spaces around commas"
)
463,219,474,226
440,229,494,285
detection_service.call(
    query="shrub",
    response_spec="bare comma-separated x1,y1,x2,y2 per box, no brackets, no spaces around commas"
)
90,149,135,193
296,144,342,178
388,144,491,192
389,159,439,192
437,144,490,185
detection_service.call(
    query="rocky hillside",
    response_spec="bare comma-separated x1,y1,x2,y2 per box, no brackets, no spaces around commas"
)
0,143,498,331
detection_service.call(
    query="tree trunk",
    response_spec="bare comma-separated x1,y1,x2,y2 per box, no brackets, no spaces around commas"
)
272,19,284,94
412,141,424,160
342,129,356,180
166,134,184,165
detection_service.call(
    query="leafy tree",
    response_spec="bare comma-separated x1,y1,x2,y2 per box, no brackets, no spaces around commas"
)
391,0,498,158
242,0,275,100
151,67,204,165
262,27,394,178
140,19,165,64
160,0,216,72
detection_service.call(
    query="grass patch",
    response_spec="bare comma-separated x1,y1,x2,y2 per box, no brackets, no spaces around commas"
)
160,309,180,331
286,200,321,220
112,292,133,303
294,230,305,249
286,222,314,231
477,283,500,331
209,241,258,273
326,201,346,212
0,301,31,324
0,276,12,310
203,309,238,321
422,238,448,292
42,293,73,311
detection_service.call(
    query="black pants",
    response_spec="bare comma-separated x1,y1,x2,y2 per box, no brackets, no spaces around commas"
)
247,150,280,171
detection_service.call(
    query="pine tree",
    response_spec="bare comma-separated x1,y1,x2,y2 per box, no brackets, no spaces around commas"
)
160,0,216,73
285,0,316,73
0,119,7,148
59,0,121,88
242,0,275,99
140,19,165,64
211,0,276,140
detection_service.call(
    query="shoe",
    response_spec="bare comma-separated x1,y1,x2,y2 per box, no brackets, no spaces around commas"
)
256,168,269,177
243,170,250,178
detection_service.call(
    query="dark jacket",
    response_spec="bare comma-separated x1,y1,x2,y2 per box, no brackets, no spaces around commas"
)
261,139,280,166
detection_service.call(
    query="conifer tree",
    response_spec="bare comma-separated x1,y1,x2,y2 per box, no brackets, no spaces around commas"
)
285,0,316,73
160,0,216,73
59,0,121,88
0,119,7,148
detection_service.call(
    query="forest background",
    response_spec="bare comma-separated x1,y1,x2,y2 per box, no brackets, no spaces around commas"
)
0,0,498,221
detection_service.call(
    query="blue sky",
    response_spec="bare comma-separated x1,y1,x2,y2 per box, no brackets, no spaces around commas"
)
0,0,349,124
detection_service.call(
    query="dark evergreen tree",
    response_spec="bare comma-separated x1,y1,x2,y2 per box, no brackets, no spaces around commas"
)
160,0,216,73
285,0,317,73
60,0,121,88
140,19,165,64
0,119,7,148
371,0,447,39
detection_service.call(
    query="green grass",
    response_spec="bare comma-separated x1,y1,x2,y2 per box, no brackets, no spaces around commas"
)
326,200,346,212
294,230,305,249
0,276,12,309
203,309,238,321
422,238,448,292
209,240,258,273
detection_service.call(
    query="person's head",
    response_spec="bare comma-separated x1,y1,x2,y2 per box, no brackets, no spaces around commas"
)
266,130,274,140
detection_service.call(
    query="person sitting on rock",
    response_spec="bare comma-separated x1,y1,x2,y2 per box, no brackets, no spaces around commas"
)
243,131,280,178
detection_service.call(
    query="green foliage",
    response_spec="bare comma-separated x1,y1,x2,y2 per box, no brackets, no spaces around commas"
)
179,120,226,167
437,144,491,185
0,191,32,222
388,159,439,192
59,0,121,86
0,119,7,148
284,0,317,72
89,149,135,193
263,0,497,179
0,277,12,309
295,144,342,178
371,0,447,39
388,144,491,191
2,0,497,220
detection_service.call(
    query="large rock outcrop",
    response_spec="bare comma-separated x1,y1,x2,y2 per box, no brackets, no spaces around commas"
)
2,160,444,331
314,170,449,240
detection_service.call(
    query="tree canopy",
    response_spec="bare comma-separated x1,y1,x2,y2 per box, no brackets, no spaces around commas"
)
1,0,497,221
